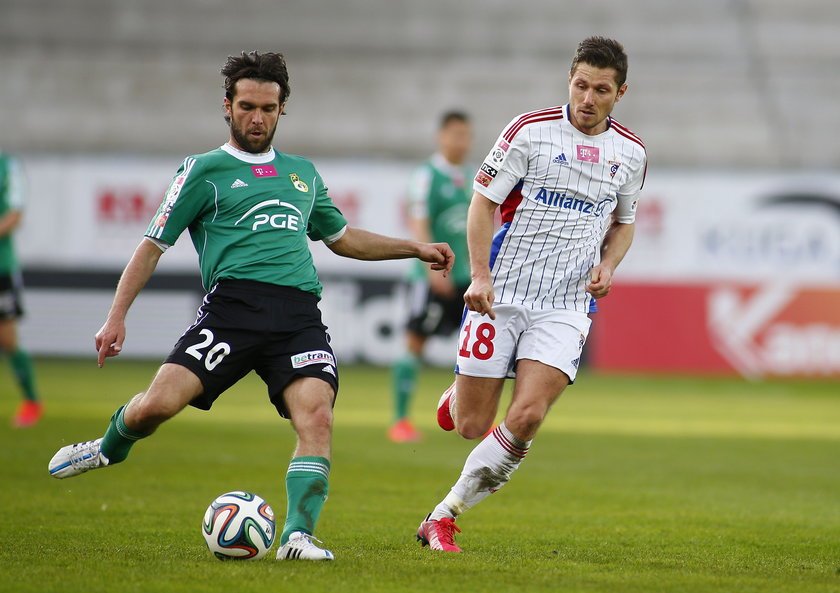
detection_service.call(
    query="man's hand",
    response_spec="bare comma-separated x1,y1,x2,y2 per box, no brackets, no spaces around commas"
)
418,242,455,277
95,318,126,368
585,264,613,299
464,273,496,320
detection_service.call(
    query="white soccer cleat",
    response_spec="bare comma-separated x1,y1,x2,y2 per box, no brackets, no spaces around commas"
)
48,438,109,479
276,531,335,561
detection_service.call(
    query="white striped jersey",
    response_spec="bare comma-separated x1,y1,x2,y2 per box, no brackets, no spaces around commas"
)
474,104,646,313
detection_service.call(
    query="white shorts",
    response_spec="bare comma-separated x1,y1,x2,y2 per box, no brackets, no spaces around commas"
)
454,304,591,383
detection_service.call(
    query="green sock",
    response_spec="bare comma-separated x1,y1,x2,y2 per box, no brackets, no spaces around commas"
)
281,457,330,544
9,349,38,402
100,405,147,464
391,354,419,421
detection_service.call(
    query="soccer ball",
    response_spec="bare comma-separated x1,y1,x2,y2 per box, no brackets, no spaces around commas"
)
201,491,276,560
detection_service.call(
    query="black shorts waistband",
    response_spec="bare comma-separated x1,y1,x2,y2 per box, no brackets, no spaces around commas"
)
212,279,318,303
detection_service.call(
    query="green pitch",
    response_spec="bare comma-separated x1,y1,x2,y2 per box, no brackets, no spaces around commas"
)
1,359,838,593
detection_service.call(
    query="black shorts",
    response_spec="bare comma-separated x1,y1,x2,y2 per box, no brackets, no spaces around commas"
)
165,279,339,419
405,281,470,337
0,272,24,320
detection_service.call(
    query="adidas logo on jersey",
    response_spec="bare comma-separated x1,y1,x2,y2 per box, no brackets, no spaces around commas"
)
552,153,569,166
322,365,335,377
230,179,249,188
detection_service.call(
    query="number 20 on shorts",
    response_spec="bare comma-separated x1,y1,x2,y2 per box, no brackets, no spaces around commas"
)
459,321,496,360
185,329,231,371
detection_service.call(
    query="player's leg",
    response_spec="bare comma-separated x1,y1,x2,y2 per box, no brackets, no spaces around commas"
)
276,376,336,561
442,314,587,511
417,373,504,551
389,330,426,442
0,274,42,427
390,280,441,442
437,305,516,435
48,284,259,479
48,363,203,478
418,363,566,551
504,358,569,440
258,295,339,561
440,360,568,512
419,309,586,551
451,373,504,438
419,306,522,550
1,317,42,427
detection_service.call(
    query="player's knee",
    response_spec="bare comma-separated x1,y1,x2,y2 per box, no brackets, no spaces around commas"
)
506,404,547,436
455,417,493,440
293,404,333,436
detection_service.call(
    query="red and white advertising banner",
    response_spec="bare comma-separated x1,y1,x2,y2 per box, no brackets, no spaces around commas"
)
592,171,840,378
590,282,840,378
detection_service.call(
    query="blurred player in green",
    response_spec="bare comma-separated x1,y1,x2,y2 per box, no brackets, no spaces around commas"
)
389,112,473,442
47,51,454,561
0,153,41,427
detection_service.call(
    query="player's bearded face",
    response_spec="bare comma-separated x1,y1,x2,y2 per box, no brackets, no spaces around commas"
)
226,79,283,154
568,64,627,136
230,109,278,153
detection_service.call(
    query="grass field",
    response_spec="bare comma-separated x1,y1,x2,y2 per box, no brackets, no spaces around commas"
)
1,359,838,593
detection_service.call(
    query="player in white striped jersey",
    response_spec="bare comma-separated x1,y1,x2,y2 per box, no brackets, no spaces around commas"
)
417,37,647,552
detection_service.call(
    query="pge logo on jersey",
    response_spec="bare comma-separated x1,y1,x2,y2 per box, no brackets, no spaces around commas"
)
234,199,303,231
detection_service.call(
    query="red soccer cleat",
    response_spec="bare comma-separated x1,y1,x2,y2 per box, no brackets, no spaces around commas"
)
13,400,43,428
387,418,423,443
417,514,462,552
436,382,456,431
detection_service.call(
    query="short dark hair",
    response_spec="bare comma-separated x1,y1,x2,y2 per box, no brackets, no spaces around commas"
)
439,110,470,129
570,37,628,87
221,51,290,107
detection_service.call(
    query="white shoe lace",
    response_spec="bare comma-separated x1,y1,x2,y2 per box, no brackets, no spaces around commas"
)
291,532,325,549
68,439,103,471
280,531,333,560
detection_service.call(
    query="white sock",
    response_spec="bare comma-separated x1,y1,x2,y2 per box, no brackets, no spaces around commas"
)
429,422,531,520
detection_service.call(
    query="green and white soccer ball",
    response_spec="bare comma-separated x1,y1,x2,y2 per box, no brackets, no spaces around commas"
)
201,491,276,560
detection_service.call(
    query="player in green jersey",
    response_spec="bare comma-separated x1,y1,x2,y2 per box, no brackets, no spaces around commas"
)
389,112,473,442
0,153,42,428
47,51,453,562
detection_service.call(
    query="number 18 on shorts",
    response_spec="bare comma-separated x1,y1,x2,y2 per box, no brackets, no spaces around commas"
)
454,304,592,383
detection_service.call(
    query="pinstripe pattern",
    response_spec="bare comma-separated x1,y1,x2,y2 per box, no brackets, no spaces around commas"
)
477,104,646,313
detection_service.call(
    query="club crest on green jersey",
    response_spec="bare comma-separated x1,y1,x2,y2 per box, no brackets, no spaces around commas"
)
289,173,309,193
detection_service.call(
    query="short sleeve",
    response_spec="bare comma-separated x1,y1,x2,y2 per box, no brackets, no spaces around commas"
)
145,156,214,245
472,117,529,204
613,151,647,224
307,170,348,242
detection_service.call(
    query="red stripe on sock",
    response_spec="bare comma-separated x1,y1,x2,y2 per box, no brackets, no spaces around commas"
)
492,427,528,459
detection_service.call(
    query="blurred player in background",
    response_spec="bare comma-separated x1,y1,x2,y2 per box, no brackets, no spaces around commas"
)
46,51,453,562
416,37,647,551
389,111,473,443
0,153,42,428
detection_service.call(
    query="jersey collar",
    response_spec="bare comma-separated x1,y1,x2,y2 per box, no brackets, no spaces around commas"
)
220,142,276,164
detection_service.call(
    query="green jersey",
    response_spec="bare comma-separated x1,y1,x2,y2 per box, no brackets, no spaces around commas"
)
0,154,24,275
407,153,471,285
146,144,347,297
